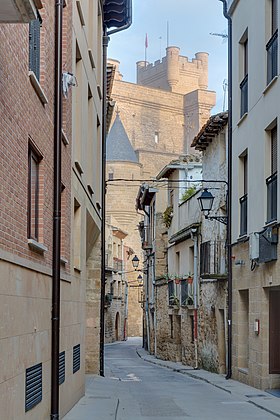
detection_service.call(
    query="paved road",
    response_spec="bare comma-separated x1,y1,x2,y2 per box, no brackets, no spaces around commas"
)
65,338,278,419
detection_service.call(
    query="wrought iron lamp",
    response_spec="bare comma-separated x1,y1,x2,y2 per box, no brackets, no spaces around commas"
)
197,188,228,225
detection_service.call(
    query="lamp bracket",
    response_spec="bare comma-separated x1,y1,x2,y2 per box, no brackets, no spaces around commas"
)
205,215,228,225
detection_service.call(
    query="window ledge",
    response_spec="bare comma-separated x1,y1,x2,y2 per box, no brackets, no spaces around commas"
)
238,367,249,375
60,256,68,265
263,75,278,95
237,234,248,243
62,129,69,146
74,266,81,273
237,112,248,126
28,239,48,254
29,71,48,105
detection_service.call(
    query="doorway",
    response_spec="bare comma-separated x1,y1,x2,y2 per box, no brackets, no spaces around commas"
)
115,312,120,341
269,291,280,373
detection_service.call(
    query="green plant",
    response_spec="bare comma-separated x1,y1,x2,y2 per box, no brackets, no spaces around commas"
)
169,295,180,307
163,205,173,228
181,185,197,202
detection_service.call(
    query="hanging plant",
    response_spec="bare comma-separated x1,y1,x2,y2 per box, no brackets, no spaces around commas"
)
163,205,173,228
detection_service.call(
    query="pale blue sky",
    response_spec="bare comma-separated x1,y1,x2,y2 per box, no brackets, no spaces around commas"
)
108,0,228,113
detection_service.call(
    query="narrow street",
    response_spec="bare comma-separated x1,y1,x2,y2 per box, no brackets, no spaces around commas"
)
65,338,279,420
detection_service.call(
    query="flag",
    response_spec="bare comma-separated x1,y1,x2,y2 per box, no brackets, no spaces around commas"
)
145,33,148,49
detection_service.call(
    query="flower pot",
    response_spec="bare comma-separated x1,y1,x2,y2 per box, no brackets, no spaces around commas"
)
187,277,193,284
175,278,181,284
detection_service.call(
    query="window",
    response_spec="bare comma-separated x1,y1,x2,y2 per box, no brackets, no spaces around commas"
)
28,144,42,241
267,126,277,222
267,0,278,83
240,34,248,117
240,152,248,236
29,13,42,80
155,131,159,144
108,172,114,180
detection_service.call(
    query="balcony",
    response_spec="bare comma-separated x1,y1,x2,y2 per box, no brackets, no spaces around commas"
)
200,240,227,279
138,223,153,250
267,30,278,84
0,0,39,23
267,173,277,223
113,257,123,272
240,194,248,236
240,74,248,118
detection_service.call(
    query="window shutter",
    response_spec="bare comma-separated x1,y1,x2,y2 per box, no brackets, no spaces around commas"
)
29,17,41,80
272,0,278,35
271,126,277,175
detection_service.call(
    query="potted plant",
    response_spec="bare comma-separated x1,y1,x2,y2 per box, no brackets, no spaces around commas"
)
163,205,173,228
187,273,194,284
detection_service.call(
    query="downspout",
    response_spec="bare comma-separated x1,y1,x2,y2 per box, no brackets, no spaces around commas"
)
193,233,199,370
100,27,109,377
100,6,132,375
219,0,233,380
51,1,63,418
121,239,128,340
145,258,150,352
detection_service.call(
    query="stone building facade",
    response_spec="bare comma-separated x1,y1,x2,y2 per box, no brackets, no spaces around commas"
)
137,114,229,375
106,47,216,336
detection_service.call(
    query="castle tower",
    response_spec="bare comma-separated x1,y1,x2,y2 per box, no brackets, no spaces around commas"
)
106,114,143,336
166,46,180,91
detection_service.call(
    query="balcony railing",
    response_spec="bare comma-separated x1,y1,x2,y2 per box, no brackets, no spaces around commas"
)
267,173,277,223
200,240,227,278
267,30,278,84
240,74,248,117
139,224,153,249
113,257,123,272
240,194,248,236
168,280,174,305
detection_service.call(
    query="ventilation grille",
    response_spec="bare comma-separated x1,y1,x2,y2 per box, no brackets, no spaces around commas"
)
25,363,42,412
73,344,80,374
59,351,65,385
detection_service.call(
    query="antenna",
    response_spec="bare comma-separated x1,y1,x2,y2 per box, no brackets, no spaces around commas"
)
210,31,228,44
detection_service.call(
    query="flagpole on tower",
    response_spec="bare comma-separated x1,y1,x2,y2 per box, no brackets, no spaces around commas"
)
145,33,148,67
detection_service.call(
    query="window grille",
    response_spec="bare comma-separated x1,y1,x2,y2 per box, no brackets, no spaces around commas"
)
29,14,41,80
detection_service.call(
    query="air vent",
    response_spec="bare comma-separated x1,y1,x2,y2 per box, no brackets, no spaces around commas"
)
25,363,42,412
59,351,65,385
73,344,80,374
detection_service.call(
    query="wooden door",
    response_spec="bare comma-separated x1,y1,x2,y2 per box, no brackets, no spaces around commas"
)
269,291,280,373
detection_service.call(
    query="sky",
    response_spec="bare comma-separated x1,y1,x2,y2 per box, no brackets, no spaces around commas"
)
108,0,228,114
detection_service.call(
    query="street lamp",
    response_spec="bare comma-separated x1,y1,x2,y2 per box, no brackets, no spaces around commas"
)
197,188,228,225
132,254,140,269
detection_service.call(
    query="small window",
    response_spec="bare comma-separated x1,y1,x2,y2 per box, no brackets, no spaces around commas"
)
29,13,42,80
155,131,159,144
108,172,114,180
28,144,42,241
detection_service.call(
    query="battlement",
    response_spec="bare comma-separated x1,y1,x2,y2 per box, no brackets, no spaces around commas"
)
137,46,209,95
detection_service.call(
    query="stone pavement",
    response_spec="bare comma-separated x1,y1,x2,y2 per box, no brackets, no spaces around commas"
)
136,347,280,418
64,342,280,419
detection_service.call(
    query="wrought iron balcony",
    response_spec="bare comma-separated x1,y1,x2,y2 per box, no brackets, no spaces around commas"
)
200,240,227,278
240,193,248,236
267,30,278,84
240,74,248,118
113,257,123,272
267,173,277,223
0,0,38,23
139,224,153,250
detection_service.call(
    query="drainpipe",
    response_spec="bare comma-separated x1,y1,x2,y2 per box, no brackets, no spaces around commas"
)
100,27,109,377
100,9,132,376
219,0,233,380
121,239,128,340
145,258,150,352
51,1,63,418
193,232,199,369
